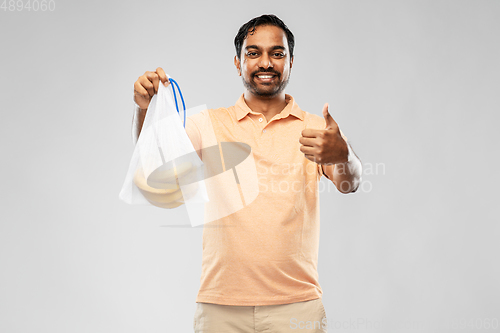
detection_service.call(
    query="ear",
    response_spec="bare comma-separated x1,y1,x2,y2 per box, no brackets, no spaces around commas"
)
290,56,294,69
234,55,241,76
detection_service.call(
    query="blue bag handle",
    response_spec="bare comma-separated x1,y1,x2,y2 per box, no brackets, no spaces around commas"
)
168,78,186,128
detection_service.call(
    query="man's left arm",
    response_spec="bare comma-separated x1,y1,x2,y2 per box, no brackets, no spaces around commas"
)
299,103,362,194
321,142,362,194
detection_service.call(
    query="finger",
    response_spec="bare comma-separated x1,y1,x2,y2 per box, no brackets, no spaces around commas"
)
298,136,317,147
156,67,170,86
301,128,321,138
299,145,316,155
139,75,155,98
146,72,160,94
133,80,150,100
304,154,318,163
322,103,338,130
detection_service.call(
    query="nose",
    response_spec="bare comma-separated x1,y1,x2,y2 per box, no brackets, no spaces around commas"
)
258,53,273,69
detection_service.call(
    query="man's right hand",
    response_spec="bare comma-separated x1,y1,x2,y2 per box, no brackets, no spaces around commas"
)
133,67,170,110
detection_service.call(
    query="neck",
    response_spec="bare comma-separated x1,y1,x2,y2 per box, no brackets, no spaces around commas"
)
243,90,287,122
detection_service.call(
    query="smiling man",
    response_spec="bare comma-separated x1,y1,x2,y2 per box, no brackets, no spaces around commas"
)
132,14,362,333
236,24,292,102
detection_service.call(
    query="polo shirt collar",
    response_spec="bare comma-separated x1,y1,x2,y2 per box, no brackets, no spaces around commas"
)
234,94,305,121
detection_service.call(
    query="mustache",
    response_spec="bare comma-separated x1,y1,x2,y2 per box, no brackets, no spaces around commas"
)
252,69,281,77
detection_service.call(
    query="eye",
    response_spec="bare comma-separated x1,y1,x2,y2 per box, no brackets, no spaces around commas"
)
273,52,285,57
247,52,258,57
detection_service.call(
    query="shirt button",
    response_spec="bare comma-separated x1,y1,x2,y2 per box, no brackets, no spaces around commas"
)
259,118,263,122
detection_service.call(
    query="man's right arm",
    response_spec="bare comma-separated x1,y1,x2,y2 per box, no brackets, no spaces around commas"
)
132,67,170,143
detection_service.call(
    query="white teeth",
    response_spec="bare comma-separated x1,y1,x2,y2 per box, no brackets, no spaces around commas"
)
257,75,274,79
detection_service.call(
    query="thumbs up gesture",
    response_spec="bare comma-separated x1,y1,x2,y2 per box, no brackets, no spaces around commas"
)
299,103,349,165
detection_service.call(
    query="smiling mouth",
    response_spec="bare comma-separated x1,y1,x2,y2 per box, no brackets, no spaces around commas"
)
254,73,278,82
256,74,275,79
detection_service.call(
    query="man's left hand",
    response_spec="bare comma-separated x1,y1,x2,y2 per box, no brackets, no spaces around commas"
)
299,103,349,165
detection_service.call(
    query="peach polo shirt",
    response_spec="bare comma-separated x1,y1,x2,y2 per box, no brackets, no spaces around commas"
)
185,94,331,306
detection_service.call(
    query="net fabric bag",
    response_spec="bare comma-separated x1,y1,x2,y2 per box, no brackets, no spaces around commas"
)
119,76,208,215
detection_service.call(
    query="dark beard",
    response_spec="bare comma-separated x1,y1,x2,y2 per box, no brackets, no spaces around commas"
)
242,71,291,98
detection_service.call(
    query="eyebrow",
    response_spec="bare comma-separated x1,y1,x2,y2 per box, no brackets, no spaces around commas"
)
245,45,286,51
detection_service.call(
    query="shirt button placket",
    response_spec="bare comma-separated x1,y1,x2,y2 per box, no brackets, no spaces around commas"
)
258,117,267,134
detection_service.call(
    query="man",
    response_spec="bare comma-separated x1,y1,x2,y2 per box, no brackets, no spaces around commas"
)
132,14,362,333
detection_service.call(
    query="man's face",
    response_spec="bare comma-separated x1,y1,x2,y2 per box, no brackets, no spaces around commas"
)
234,25,293,98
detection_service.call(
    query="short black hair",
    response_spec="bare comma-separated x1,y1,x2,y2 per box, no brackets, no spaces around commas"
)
234,14,295,60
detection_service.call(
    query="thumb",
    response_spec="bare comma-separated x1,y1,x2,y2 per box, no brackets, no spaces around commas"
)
322,103,338,129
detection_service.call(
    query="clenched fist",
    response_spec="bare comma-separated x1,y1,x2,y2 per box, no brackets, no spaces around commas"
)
299,103,349,165
133,67,170,110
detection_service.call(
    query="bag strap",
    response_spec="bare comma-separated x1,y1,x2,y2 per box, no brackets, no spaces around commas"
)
168,78,186,128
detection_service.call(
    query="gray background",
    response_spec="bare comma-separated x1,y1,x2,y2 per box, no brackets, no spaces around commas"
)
1,0,499,332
